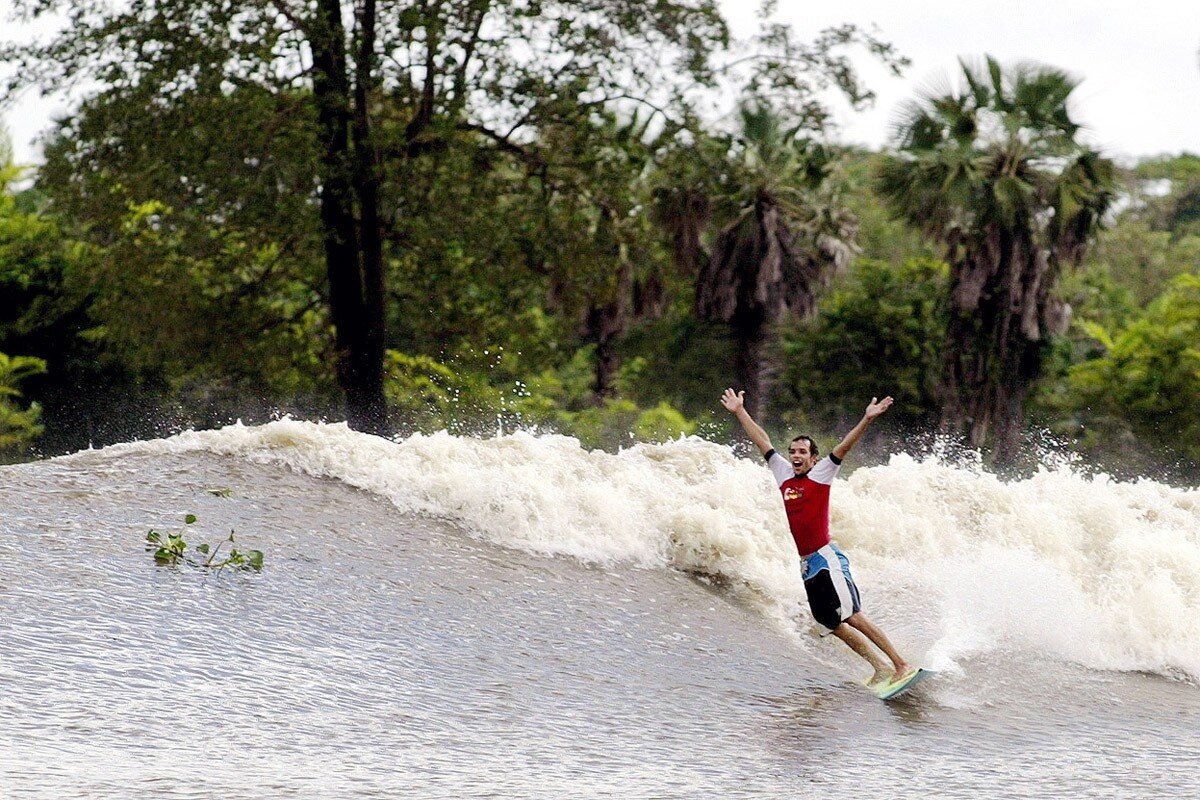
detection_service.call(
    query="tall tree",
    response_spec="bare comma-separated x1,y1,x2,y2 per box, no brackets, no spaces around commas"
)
308,0,385,430
877,56,1116,466
3,0,731,432
659,105,858,421
538,111,672,403
649,12,908,421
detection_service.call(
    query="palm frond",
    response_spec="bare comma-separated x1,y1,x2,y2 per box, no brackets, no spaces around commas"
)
984,55,1008,112
959,57,992,107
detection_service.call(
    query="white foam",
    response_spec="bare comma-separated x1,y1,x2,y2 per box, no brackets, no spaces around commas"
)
89,420,1200,681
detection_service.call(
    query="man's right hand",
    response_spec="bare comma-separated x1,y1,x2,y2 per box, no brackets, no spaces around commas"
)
722,388,773,455
720,388,745,414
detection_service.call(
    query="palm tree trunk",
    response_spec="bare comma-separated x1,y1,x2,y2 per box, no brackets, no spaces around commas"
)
939,309,969,438
991,374,1025,468
590,333,620,404
940,302,994,449
942,233,1051,467
992,317,1043,468
584,265,632,405
733,312,771,422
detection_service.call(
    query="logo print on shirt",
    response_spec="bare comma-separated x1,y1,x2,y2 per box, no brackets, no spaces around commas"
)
784,487,803,501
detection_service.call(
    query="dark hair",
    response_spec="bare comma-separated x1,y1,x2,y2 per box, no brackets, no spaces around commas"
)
790,435,818,457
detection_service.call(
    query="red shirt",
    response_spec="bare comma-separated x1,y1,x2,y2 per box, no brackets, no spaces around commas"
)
765,451,842,557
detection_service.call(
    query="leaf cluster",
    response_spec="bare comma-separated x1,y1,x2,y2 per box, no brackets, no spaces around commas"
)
146,513,264,572
878,54,1116,262
0,350,46,456
1065,273,1200,471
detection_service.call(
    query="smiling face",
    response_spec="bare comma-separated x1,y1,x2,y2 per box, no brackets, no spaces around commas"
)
788,436,819,476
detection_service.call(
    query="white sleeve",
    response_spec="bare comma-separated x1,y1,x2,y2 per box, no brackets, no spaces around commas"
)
765,450,793,487
807,455,841,485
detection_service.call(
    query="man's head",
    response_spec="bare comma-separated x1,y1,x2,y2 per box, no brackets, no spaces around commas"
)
788,435,819,476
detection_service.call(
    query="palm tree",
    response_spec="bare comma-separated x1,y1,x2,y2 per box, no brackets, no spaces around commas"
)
662,104,856,421
877,56,1116,466
543,111,671,403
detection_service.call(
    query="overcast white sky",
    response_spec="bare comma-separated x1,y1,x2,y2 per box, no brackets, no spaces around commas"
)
2,1,1198,165
723,0,1199,162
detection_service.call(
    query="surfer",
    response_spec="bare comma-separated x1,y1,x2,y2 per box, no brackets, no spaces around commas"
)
721,388,913,688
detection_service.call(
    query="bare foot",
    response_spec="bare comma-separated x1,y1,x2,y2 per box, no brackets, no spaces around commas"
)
889,664,916,684
867,668,891,689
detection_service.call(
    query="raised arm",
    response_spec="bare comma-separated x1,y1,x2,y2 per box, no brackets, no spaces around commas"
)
720,388,774,456
832,396,893,461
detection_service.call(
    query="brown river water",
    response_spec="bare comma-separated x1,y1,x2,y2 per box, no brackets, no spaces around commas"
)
2,422,1198,798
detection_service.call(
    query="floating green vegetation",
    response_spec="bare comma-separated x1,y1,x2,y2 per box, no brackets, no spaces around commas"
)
147,514,263,572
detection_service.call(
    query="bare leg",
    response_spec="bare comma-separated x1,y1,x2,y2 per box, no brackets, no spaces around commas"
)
831,623,892,685
845,612,911,680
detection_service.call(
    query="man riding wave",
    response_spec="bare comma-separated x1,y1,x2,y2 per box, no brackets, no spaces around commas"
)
721,388,913,688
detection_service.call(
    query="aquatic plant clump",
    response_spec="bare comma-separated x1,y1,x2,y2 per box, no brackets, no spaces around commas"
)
146,513,263,572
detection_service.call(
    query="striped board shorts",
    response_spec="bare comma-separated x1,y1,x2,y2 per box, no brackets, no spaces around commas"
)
801,542,862,631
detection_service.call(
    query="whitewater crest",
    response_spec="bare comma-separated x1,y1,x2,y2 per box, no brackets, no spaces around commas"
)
88,419,1200,681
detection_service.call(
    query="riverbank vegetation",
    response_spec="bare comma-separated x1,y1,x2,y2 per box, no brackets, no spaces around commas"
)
0,2,1196,481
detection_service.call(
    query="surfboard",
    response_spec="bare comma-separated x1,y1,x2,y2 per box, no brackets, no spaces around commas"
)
871,667,934,700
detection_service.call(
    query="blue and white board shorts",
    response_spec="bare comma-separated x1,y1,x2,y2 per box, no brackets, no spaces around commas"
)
801,542,862,631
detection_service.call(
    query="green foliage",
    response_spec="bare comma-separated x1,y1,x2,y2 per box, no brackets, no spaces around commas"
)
4,5,1199,480
384,345,698,449
1045,215,1200,391
383,350,507,433
533,352,699,449
0,351,47,456
617,301,737,420
1065,273,1200,470
540,397,697,451
517,347,684,442
1129,153,1200,238
146,514,264,572
3,122,260,453
1033,154,1200,474
36,86,332,405
879,55,1116,261
632,402,698,443
838,148,938,265
12,56,289,426
1,0,920,452
777,258,947,433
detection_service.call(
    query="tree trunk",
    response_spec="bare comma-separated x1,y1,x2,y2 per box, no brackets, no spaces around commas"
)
590,330,621,404
732,311,771,422
585,265,669,403
941,301,995,451
351,0,387,433
991,304,1045,468
583,265,631,404
938,306,970,439
940,230,1053,468
310,0,386,433
991,362,1026,468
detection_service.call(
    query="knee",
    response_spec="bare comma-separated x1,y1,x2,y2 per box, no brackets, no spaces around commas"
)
829,622,852,641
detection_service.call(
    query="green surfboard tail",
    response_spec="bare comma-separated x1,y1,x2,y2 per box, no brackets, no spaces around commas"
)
873,667,934,700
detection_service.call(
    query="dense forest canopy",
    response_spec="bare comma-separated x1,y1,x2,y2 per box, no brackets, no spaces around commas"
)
0,2,1196,481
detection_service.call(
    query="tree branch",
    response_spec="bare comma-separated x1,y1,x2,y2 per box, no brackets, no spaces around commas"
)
456,122,543,168
447,0,491,117
404,0,439,143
